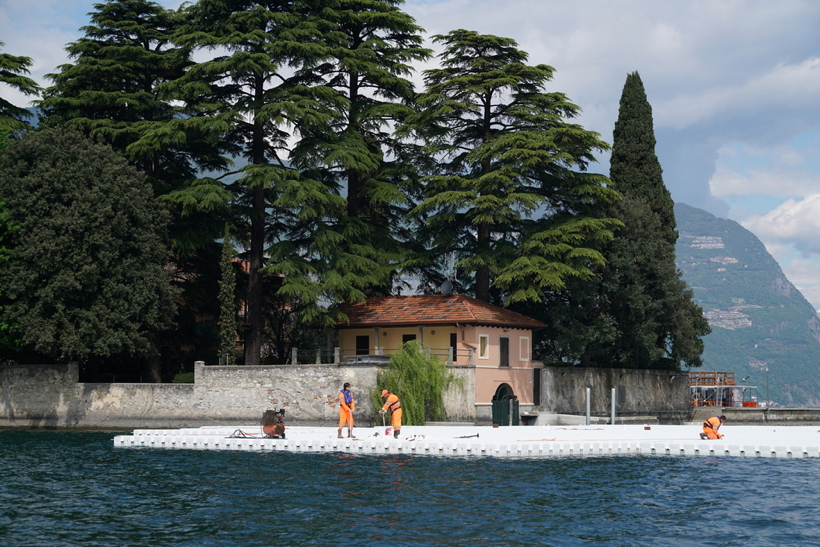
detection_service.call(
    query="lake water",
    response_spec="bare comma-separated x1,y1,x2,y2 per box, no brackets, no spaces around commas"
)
1,430,819,546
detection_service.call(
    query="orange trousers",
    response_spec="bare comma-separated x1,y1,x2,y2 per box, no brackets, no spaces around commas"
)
339,408,353,429
390,408,402,430
702,426,722,439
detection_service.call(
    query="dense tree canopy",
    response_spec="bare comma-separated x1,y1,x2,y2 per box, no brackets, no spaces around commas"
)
596,72,709,369
36,0,237,371
272,0,433,306
406,30,619,304
38,0,227,248
0,129,178,377
0,2,709,375
169,0,355,362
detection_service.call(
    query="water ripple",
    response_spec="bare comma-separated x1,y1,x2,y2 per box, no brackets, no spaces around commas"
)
2,431,820,546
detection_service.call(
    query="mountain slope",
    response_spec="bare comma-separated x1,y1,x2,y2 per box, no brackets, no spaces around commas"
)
674,203,820,406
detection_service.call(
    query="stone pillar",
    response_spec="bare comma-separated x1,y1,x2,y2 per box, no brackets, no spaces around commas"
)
194,361,205,385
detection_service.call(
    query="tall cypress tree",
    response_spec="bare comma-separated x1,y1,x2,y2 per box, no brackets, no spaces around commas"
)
609,71,676,245
218,226,237,366
593,71,709,369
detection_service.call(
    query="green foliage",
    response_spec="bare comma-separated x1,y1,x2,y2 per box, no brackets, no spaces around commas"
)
38,0,227,248
0,193,17,352
38,0,194,176
0,41,41,132
610,71,676,245
371,341,460,425
172,0,347,363
172,372,195,383
576,72,710,371
218,225,237,365
0,129,178,362
405,30,619,303
593,197,709,369
287,0,433,300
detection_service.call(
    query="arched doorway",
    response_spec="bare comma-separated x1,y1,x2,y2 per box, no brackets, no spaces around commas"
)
492,383,519,426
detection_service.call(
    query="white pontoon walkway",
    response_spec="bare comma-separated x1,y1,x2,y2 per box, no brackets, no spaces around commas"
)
113,424,820,459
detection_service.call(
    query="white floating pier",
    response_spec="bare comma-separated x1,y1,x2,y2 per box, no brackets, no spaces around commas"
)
113,424,820,459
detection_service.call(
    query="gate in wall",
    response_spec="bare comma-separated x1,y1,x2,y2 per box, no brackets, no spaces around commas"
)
491,383,519,426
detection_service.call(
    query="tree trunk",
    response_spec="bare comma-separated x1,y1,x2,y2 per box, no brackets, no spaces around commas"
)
475,221,492,302
144,333,162,382
244,174,265,366
244,78,266,366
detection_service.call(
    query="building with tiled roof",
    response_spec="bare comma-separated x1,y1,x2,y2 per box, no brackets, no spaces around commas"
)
336,294,547,330
336,294,545,413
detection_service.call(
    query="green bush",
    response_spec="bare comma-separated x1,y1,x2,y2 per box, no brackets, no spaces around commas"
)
172,372,195,383
371,341,462,425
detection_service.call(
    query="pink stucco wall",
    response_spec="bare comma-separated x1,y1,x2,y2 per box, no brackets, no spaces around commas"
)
338,324,538,404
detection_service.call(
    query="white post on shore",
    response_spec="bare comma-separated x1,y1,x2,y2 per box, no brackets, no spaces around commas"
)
611,388,616,425
585,387,591,426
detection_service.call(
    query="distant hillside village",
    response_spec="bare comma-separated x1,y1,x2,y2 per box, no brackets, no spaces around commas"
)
676,203,820,406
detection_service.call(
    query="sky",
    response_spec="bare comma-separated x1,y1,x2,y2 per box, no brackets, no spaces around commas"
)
3,0,820,308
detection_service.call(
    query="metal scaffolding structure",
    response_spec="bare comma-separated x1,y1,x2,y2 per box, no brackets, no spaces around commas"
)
689,371,759,407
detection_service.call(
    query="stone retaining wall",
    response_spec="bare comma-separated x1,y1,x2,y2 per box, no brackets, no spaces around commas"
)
0,361,479,429
7,362,800,429
540,367,691,423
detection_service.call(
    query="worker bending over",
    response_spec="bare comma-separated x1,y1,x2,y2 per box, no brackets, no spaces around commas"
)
700,415,725,440
380,390,402,439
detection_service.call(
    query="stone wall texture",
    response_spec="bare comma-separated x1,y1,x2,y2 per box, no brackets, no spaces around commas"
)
1,362,715,429
541,367,691,420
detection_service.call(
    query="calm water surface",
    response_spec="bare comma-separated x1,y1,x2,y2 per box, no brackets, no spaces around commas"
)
1,430,819,546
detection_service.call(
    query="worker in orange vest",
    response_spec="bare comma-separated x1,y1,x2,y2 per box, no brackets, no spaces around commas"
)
337,382,355,438
380,389,402,439
700,415,725,440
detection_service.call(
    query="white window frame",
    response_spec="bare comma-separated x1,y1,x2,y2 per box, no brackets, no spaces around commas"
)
478,334,490,359
520,336,530,362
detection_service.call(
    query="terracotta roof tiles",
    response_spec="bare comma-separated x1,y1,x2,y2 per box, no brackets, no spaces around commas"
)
336,294,546,329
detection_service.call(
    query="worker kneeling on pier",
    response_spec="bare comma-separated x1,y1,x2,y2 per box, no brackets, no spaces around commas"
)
700,415,725,440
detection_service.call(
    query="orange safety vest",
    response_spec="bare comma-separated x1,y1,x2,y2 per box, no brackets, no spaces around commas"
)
338,389,354,411
703,416,721,430
382,393,401,412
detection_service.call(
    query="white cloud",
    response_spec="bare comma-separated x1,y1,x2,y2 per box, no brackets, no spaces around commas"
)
658,57,820,131
760,241,793,262
782,258,820,309
710,165,820,197
783,257,820,286
742,195,820,256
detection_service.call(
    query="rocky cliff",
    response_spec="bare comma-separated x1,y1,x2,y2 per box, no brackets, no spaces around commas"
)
675,203,820,406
